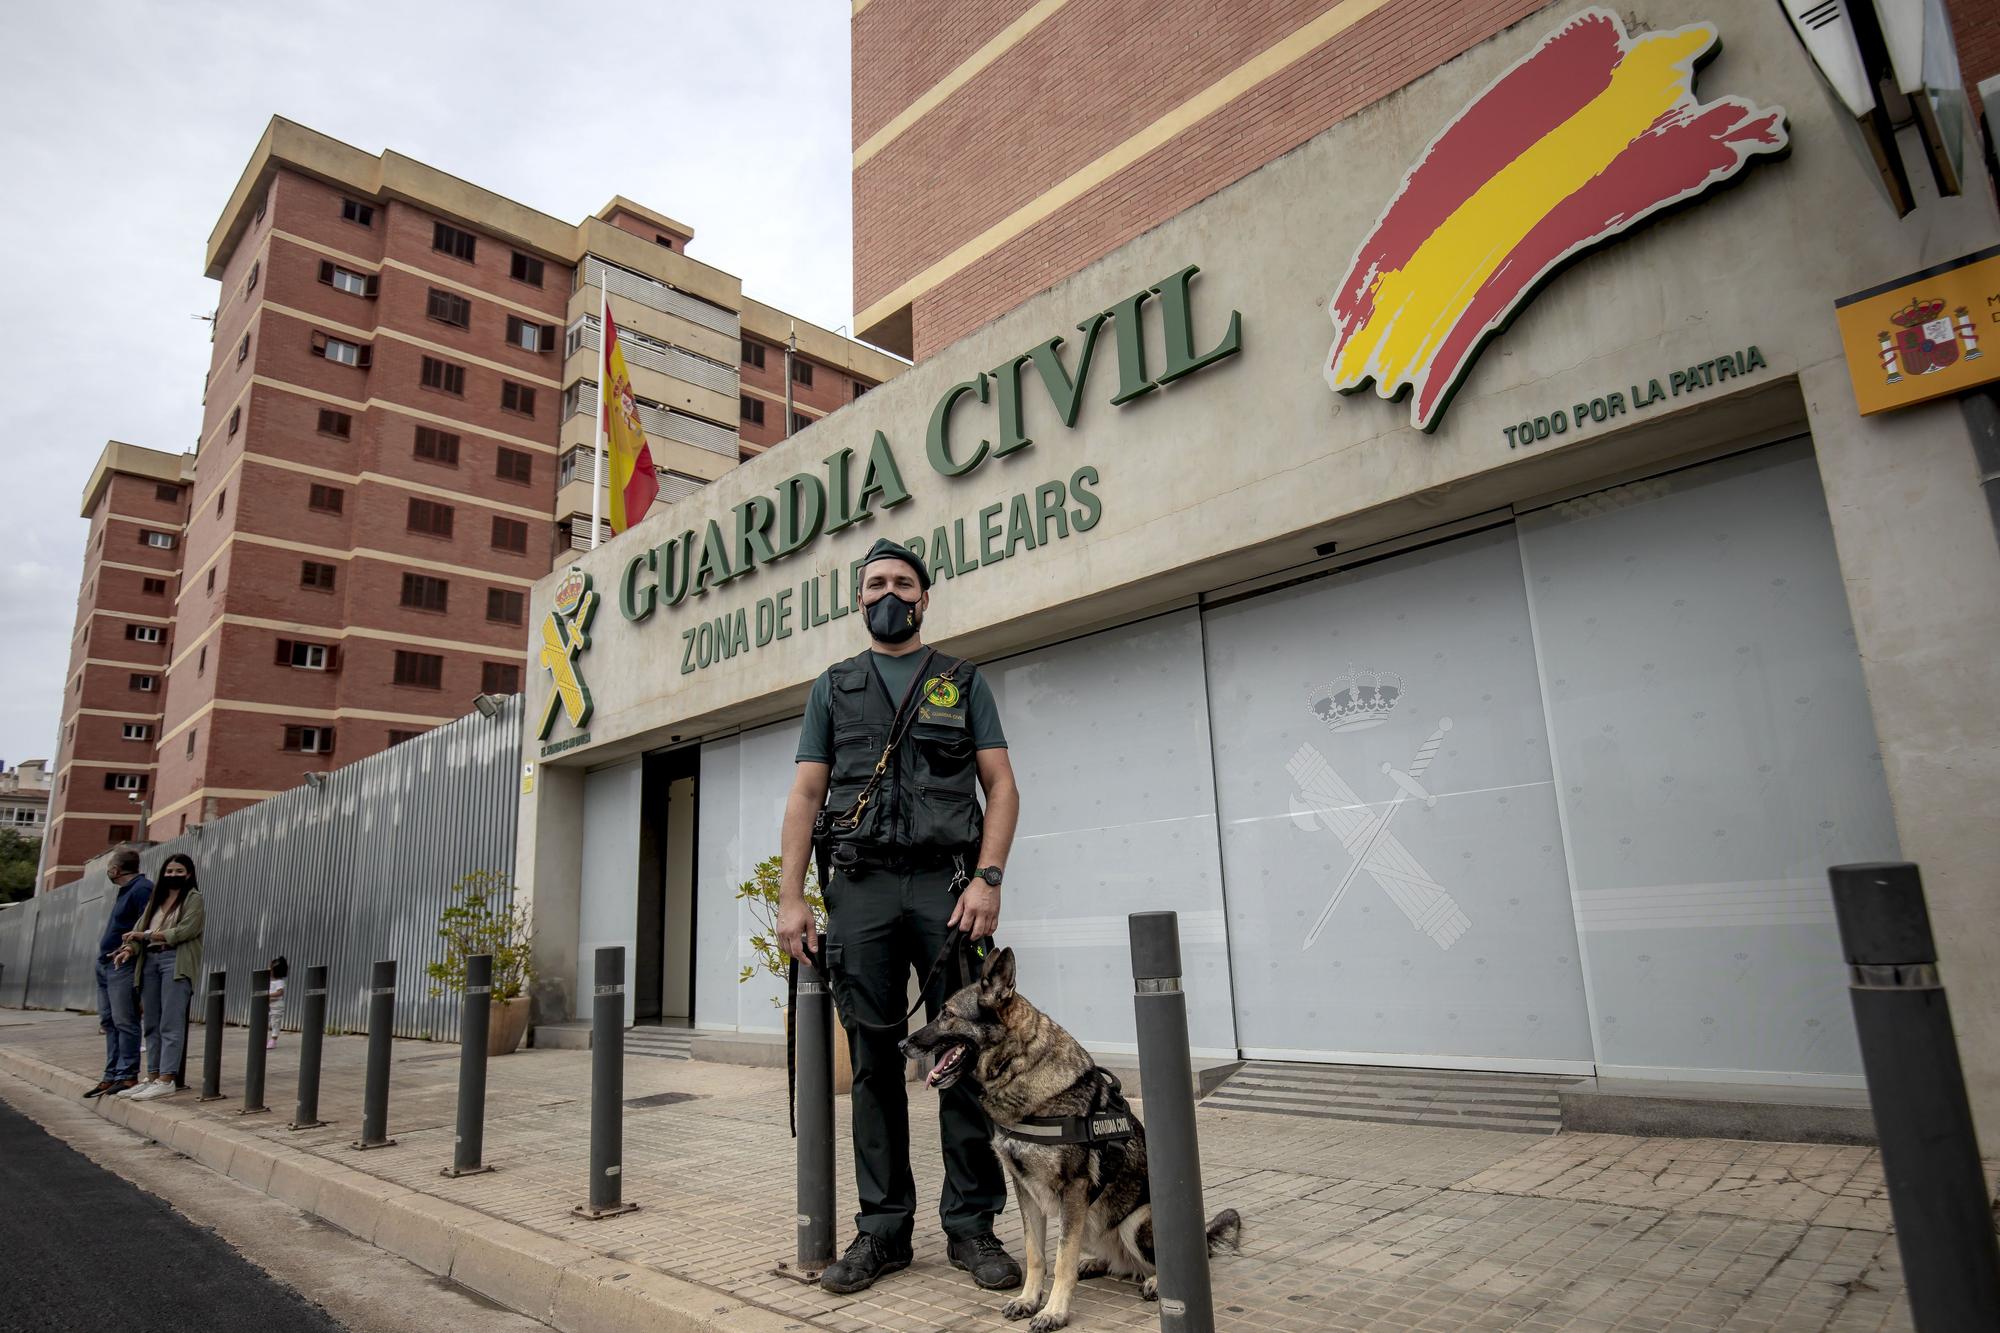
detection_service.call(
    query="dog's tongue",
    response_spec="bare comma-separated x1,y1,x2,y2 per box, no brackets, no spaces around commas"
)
927,1045,964,1088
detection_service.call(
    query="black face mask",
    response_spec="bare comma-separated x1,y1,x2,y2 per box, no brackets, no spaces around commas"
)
865,592,921,643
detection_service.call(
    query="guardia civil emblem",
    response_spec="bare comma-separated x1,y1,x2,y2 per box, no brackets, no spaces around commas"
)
536,568,597,741
923,676,961,708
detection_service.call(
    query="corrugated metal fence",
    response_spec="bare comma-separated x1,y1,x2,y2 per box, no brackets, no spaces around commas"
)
0,696,521,1041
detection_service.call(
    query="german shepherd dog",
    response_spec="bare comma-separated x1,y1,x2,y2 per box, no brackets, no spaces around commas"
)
903,947,1240,1331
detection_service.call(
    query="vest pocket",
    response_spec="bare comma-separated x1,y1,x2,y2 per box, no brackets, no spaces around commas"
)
912,786,983,852
911,722,976,788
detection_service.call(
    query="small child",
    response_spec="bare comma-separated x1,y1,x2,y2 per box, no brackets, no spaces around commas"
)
267,956,288,1049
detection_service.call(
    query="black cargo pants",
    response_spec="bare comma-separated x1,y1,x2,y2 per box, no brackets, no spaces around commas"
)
823,861,1007,1252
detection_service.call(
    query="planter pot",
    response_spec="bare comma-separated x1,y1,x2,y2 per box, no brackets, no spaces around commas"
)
488,996,531,1057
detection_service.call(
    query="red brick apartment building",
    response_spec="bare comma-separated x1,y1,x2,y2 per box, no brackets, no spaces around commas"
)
850,0,2000,360
40,118,902,889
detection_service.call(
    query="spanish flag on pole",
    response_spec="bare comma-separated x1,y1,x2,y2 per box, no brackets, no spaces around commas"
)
602,306,658,533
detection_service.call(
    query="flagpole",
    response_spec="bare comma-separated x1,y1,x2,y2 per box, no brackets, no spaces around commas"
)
592,265,608,549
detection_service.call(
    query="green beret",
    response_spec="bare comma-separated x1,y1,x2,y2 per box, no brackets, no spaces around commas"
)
861,537,931,591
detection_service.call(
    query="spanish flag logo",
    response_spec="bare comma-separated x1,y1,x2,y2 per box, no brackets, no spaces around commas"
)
1326,9,1786,432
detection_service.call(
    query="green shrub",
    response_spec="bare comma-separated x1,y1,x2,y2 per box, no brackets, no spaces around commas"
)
735,854,822,1007
425,869,535,1003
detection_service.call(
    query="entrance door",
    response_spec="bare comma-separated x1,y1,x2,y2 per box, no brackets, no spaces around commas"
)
635,749,699,1025
1203,524,1594,1071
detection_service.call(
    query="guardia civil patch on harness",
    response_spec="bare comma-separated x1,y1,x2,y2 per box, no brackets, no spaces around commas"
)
923,676,961,708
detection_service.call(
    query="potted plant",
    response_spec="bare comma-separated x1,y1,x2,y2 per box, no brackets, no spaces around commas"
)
426,869,536,1056
737,854,851,1093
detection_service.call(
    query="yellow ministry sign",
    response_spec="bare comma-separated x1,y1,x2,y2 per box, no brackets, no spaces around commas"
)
1835,245,1999,416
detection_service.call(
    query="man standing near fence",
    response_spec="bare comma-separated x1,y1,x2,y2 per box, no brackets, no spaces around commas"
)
82,848,151,1099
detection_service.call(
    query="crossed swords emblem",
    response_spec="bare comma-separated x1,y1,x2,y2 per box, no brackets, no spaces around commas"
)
1287,717,1472,951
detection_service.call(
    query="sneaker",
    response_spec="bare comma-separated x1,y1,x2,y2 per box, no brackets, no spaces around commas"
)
148,1082,183,1100
818,1233,911,1295
947,1231,1024,1291
83,1080,114,1100
113,1081,150,1099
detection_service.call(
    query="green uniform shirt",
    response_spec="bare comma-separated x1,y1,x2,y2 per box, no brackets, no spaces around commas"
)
795,650,1007,763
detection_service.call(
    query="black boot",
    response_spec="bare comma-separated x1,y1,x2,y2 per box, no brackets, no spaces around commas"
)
947,1231,1024,1290
819,1233,911,1295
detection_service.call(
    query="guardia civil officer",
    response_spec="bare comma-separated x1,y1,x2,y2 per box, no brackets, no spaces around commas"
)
778,537,1023,1295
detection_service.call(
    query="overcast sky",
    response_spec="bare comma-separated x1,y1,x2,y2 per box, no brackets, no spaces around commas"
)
0,0,854,771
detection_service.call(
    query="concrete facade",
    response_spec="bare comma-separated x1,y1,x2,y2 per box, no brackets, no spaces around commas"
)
521,3,2000,1144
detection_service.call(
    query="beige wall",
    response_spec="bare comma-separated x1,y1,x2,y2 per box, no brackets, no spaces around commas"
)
517,0,2000,1141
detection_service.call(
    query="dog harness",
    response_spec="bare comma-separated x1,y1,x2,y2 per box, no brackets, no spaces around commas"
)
996,1068,1138,1148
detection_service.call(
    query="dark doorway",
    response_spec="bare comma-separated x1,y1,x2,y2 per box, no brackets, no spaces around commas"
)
634,746,699,1026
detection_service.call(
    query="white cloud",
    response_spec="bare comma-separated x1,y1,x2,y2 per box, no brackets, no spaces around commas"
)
0,0,853,767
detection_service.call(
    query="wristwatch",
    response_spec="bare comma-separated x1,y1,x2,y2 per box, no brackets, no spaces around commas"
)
974,865,1004,888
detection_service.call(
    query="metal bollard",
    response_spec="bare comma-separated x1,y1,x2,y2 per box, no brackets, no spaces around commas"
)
289,965,329,1130
351,960,398,1150
240,967,272,1114
572,946,638,1218
1828,863,2000,1330
1129,912,1215,1333
443,953,495,1177
795,958,836,1272
197,971,227,1102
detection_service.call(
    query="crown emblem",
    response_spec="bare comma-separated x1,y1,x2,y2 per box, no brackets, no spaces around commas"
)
1308,665,1403,732
552,568,589,618
1889,297,1946,328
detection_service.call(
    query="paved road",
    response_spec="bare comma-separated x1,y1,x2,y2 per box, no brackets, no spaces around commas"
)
0,1096,343,1333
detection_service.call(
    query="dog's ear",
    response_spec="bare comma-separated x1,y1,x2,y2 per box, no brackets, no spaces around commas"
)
979,946,1016,1004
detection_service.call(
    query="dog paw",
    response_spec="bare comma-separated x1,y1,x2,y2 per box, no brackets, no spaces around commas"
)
1140,1277,1158,1302
1002,1297,1044,1321
1076,1258,1110,1279
1028,1314,1069,1333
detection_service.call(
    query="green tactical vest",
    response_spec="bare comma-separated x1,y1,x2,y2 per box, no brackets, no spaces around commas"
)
823,649,984,860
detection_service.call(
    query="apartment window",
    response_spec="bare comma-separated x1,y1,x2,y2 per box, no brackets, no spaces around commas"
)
393,650,444,689
500,381,536,416
790,411,809,434
426,287,471,328
312,333,370,368
486,588,524,625
205,567,215,593
413,425,460,466
227,406,241,436
742,339,765,369
481,662,521,693
558,450,583,487
237,333,250,364
340,198,374,227
420,356,465,395
387,729,420,746
308,483,344,513
108,824,134,846
197,645,206,675
495,447,533,484
105,773,148,793
276,639,330,670
126,624,163,643
407,498,455,537
400,573,449,612
318,261,375,297
142,530,175,549
246,260,259,293
505,315,555,352
854,379,869,400
433,221,477,262
741,395,764,426
283,725,335,754
141,577,166,595
155,483,180,503
490,517,527,554
130,674,157,692
791,358,813,386
215,488,227,517
300,560,336,591
510,252,544,287
318,409,351,437
186,729,196,758
122,723,151,741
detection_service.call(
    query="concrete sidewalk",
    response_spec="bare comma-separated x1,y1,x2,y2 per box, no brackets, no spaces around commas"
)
0,1010,1951,1332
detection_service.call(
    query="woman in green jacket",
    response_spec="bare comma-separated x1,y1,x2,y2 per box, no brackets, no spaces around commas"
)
113,853,205,1101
